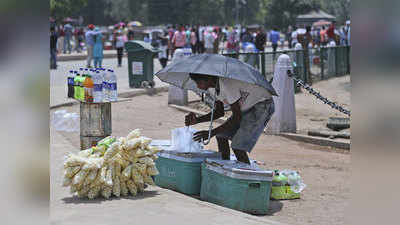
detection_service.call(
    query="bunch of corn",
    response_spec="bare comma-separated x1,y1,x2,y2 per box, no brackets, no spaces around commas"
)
62,129,161,199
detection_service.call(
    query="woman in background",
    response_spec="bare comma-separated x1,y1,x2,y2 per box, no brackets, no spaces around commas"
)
93,27,104,68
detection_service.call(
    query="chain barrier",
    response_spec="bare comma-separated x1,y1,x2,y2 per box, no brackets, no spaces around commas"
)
287,70,351,117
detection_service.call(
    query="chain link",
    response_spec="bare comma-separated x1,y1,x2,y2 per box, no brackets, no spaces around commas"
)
287,70,351,116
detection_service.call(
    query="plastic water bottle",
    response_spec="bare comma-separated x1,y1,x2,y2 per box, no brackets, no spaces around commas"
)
92,71,103,103
102,69,110,101
108,69,117,101
67,70,74,98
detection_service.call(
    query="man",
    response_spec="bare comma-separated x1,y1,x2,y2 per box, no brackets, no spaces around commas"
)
172,25,186,51
85,24,100,68
204,28,215,54
327,21,336,42
255,27,266,52
185,74,276,164
291,26,298,47
269,27,280,58
50,26,58,69
63,22,73,54
320,26,327,46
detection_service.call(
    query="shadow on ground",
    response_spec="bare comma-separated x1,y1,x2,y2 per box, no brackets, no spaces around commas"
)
61,190,160,204
266,200,284,215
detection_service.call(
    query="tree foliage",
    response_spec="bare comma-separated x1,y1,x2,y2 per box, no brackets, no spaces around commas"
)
264,0,322,31
50,0,88,19
321,0,350,24
50,0,350,29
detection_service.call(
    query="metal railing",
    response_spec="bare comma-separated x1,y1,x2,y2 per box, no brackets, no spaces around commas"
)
222,46,351,84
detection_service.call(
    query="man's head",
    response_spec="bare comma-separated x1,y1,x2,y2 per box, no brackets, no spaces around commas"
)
189,73,217,90
88,24,95,30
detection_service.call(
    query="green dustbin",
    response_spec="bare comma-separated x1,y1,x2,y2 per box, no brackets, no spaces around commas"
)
125,41,160,88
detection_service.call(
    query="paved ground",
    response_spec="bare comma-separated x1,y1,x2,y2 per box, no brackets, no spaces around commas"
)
51,91,350,225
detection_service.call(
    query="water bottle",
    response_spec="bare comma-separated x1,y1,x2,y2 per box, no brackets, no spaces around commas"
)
108,69,118,101
67,70,74,98
103,69,110,101
73,71,80,100
93,71,103,103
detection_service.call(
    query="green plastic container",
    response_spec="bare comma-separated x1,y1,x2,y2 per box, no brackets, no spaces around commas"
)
270,170,301,200
200,159,273,215
154,150,221,195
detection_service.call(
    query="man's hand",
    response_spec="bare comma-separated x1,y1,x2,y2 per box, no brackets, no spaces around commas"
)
185,112,198,126
193,130,214,142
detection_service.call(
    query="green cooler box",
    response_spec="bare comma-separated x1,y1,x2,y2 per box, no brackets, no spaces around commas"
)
154,150,221,195
200,159,274,215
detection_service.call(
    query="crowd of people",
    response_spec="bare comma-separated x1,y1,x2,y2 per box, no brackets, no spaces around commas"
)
286,20,351,49
50,22,134,69
50,21,351,70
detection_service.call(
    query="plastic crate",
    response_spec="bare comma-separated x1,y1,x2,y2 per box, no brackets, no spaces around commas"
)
154,150,221,195
200,159,273,215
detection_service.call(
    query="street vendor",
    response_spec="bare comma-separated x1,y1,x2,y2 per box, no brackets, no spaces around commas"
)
185,73,275,164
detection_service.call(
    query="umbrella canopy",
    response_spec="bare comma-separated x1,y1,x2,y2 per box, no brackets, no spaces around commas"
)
63,17,75,23
128,21,143,27
313,20,331,27
155,54,277,96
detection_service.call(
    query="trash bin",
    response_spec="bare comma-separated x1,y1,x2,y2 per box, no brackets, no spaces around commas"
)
125,41,160,88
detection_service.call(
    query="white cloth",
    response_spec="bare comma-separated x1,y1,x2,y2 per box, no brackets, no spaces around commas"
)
291,31,298,45
208,78,272,112
265,54,296,134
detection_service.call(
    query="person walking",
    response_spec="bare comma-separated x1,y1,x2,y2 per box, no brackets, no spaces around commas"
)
320,26,328,46
115,31,127,67
57,25,65,54
204,28,215,54
327,21,336,43
225,27,239,53
63,22,73,54
190,27,197,54
93,27,104,68
286,26,293,49
158,32,169,68
198,25,205,53
291,26,298,48
172,25,186,53
255,27,266,52
85,24,100,68
50,26,58,69
212,28,220,54
269,27,280,59
185,27,192,48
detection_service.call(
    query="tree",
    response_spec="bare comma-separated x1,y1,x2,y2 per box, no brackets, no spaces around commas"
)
50,0,88,20
264,0,322,31
321,0,350,24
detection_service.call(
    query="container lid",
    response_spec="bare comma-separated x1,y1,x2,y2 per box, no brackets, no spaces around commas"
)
150,139,221,162
204,158,273,181
158,150,221,163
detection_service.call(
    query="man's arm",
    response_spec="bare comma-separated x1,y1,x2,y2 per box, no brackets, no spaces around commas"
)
193,100,241,142
212,100,241,136
196,101,225,123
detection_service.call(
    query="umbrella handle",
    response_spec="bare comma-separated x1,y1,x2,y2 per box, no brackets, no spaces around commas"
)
202,91,216,146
